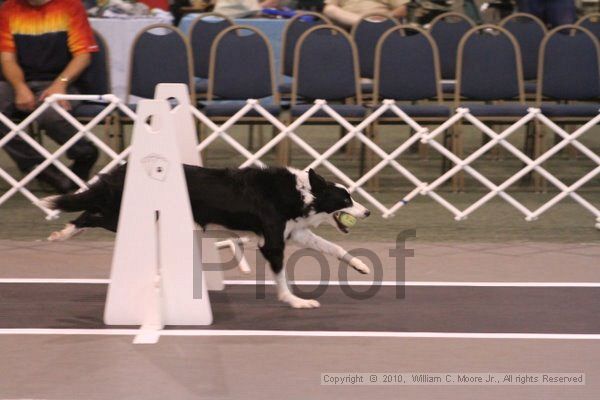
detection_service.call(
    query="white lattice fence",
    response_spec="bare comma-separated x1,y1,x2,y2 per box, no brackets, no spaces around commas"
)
0,94,599,228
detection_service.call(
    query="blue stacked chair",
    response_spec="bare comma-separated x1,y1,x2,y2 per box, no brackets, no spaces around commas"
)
373,24,450,180
455,25,527,118
538,25,600,120
576,13,600,41
120,24,195,147
288,25,366,166
188,13,235,100
429,12,476,96
454,24,526,190
279,12,332,99
500,13,547,96
127,24,194,104
291,25,365,119
204,25,280,119
203,25,281,153
351,13,399,96
374,25,449,120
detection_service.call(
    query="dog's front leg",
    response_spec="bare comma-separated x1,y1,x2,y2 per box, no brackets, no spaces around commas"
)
290,229,370,274
260,224,320,309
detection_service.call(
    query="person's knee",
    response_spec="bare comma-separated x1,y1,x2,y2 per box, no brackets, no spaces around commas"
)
37,107,65,126
0,82,15,116
67,139,99,161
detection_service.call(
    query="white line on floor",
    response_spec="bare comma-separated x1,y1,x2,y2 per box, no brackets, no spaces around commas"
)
2,278,599,288
0,328,599,340
223,280,600,287
0,278,110,284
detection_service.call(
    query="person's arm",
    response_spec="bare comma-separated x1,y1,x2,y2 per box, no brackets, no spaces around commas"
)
390,0,408,19
38,53,90,109
1,52,36,111
39,0,97,109
323,3,361,27
260,0,279,8
390,5,407,18
0,4,36,111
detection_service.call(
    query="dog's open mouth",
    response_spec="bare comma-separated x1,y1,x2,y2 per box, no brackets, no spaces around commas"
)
333,212,350,234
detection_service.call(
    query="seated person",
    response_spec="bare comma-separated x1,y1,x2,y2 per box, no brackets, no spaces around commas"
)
324,0,409,27
0,0,99,193
213,0,285,18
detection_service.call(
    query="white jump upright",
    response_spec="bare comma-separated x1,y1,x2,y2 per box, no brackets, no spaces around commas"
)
154,83,225,291
104,98,212,342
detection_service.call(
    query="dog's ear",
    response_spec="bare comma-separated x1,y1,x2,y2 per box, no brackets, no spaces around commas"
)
308,168,327,193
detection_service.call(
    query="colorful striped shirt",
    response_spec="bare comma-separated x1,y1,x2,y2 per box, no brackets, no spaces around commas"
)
0,0,98,81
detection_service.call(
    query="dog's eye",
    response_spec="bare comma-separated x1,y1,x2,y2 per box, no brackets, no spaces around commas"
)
345,198,352,206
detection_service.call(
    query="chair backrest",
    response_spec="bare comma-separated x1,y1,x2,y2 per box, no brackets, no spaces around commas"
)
456,25,524,103
351,13,399,79
537,25,600,102
208,25,277,102
500,13,547,81
281,12,332,78
127,24,194,102
189,13,235,79
576,13,600,41
292,25,361,103
374,25,442,102
429,12,476,80
76,30,111,94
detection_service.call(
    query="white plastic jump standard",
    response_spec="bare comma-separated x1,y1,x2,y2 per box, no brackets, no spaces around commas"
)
104,99,212,343
154,83,225,291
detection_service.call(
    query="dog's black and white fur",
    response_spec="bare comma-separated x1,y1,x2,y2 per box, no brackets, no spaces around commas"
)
41,164,371,308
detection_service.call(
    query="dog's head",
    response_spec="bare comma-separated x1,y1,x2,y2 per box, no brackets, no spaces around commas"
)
308,169,370,233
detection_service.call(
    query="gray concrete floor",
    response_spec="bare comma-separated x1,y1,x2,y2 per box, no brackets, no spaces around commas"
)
1,239,598,282
0,336,599,400
0,240,599,399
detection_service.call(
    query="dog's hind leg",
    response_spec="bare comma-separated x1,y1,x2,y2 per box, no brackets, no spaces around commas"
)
48,223,85,241
260,224,320,308
47,211,114,241
290,229,370,274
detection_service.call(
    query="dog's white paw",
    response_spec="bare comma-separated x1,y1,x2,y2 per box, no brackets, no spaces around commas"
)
47,224,83,242
39,195,60,210
48,230,64,241
349,257,370,274
279,293,320,309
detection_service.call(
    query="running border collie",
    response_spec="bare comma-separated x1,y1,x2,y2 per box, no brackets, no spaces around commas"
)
41,165,371,308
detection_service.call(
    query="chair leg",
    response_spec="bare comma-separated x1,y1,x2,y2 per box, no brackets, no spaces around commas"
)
459,127,465,191
116,117,125,152
442,128,452,174
199,122,207,164
247,125,254,150
257,125,265,149
418,128,429,161
566,124,578,159
366,123,380,191
524,121,535,159
450,124,463,192
492,124,502,160
276,117,290,166
100,116,112,165
409,128,419,154
339,126,348,154
533,121,546,192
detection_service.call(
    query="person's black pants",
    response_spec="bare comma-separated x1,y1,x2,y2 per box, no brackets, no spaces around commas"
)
517,0,576,27
0,81,99,180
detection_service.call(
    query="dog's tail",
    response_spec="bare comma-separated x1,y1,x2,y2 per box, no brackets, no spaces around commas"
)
40,187,101,212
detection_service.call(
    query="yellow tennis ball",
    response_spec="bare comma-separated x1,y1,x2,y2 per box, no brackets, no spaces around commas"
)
339,213,357,227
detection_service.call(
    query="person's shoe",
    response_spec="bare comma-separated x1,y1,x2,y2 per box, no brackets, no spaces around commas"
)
36,166,74,194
